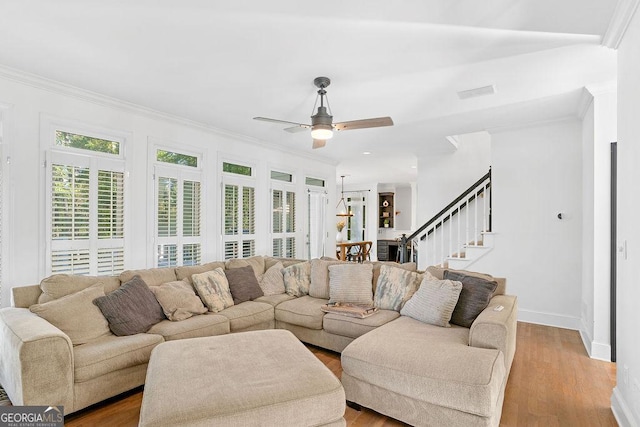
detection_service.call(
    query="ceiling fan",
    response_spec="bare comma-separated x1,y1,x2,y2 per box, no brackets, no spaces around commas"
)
254,76,394,149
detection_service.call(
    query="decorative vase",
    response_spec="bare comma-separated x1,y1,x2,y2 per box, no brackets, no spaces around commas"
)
336,231,343,242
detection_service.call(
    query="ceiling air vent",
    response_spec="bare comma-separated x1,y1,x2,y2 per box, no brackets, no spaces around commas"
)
457,85,496,100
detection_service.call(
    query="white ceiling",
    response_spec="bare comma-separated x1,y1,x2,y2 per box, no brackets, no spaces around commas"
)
0,0,619,184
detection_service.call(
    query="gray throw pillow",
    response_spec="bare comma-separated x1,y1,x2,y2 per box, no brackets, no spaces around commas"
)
93,275,166,336
444,270,498,327
225,265,264,305
400,277,462,327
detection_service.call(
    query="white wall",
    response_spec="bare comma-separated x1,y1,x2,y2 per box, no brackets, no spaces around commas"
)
0,73,336,308
472,119,583,329
612,5,640,425
580,87,616,362
416,132,491,223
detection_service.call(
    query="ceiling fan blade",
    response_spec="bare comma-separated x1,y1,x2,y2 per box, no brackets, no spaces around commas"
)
253,117,310,128
284,125,311,133
312,139,326,149
333,116,394,131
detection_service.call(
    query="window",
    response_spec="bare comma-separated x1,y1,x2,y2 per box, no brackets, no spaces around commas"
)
305,176,325,187
156,149,198,167
271,170,292,182
223,161,256,259
271,187,296,258
223,161,252,177
47,130,125,276
154,162,202,268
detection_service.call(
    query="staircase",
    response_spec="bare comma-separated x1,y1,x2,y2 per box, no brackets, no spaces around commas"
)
400,169,493,270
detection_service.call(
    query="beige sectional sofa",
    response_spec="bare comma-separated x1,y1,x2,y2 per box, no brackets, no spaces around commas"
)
0,255,517,426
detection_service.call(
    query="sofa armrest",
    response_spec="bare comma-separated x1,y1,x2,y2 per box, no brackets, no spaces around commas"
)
469,295,518,377
0,308,74,410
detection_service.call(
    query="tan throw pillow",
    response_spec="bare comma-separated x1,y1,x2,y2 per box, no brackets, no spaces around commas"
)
309,258,343,299
226,256,266,280
175,262,226,283
149,279,207,321
328,263,374,306
400,277,462,327
225,265,264,305
282,261,311,297
30,283,111,345
260,261,286,296
192,268,234,312
119,267,177,287
373,264,424,311
38,274,120,304
94,276,166,336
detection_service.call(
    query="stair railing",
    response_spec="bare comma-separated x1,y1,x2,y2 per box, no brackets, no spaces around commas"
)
399,169,491,267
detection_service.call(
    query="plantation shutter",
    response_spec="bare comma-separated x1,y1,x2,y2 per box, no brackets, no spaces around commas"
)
47,151,125,275
155,166,202,267
222,180,255,260
271,187,296,258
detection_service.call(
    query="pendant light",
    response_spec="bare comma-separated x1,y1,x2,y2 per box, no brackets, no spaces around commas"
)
336,175,353,217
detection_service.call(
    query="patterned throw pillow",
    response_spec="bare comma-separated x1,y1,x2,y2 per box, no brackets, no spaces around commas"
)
400,277,462,327
260,262,286,296
444,270,498,328
328,263,374,306
283,261,311,297
373,265,425,311
192,268,235,313
149,279,207,321
30,283,111,345
93,276,166,336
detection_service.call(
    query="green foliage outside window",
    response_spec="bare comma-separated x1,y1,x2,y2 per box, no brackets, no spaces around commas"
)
223,162,252,176
157,149,198,167
55,130,120,155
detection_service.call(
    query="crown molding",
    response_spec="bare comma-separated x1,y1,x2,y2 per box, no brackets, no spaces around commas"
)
0,64,338,167
602,0,640,49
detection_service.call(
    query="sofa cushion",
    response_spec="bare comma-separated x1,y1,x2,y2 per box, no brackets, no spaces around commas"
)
149,279,207,321
254,293,295,307
175,262,226,283
225,265,264,305
341,316,506,417
264,256,307,270
226,256,266,279
283,261,311,297
323,309,400,339
400,278,462,327
259,261,286,296
147,313,230,340
216,301,274,331
444,271,498,328
38,274,120,304
29,284,111,345
94,276,166,336
309,258,343,299
275,296,327,330
119,267,177,287
328,263,373,306
191,268,234,313
373,265,429,311
74,333,163,383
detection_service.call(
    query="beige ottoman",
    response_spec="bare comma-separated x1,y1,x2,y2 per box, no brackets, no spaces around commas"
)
139,329,346,427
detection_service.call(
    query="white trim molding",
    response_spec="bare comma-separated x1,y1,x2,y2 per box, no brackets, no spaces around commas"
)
603,0,640,49
518,309,581,331
611,386,639,427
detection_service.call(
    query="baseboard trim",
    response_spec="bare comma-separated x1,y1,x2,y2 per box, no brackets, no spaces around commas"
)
578,326,612,361
611,386,638,427
517,309,580,330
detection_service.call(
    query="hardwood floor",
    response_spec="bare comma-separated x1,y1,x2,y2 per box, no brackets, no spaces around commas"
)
65,322,617,426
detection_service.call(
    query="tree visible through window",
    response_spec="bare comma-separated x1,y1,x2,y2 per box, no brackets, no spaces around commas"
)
55,130,120,155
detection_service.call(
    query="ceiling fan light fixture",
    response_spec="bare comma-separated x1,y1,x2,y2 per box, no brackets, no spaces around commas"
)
311,124,333,140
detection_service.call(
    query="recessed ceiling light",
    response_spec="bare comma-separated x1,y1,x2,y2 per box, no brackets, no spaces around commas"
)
363,151,371,155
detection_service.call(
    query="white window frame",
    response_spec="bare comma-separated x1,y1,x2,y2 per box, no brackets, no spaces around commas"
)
221,158,257,260
42,118,130,276
270,169,298,258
